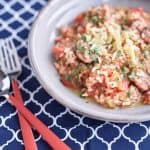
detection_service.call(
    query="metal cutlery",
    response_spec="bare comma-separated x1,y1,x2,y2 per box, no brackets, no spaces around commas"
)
0,39,37,150
0,38,70,150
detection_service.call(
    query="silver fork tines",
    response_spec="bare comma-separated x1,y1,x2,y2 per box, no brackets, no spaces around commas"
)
0,39,21,76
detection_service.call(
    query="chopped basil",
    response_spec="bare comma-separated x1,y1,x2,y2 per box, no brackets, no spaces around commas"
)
123,19,129,26
117,50,122,57
65,68,81,83
128,72,135,80
121,67,126,75
87,46,100,56
86,15,104,25
81,34,91,42
76,44,85,51
93,57,99,63
120,16,129,26
79,91,86,98
84,35,91,42
65,74,74,84
72,66,83,82
121,66,128,77
93,47,100,54
92,16,104,25
81,35,87,42
86,15,92,21
73,69,79,75
88,50,93,55
86,64,91,68
73,66,82,75
92,16,98,24
127,90,131,98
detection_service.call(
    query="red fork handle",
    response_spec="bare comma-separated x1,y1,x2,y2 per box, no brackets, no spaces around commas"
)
9,96,70,150
18,114,37,150
12,80,37,150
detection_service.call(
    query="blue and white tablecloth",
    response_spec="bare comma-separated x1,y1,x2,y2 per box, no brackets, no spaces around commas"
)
0,0,150,150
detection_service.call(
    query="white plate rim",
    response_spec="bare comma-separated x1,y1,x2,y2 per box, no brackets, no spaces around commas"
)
28,0,150,123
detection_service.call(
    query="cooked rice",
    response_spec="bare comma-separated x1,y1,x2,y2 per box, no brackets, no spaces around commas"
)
52,5,150,108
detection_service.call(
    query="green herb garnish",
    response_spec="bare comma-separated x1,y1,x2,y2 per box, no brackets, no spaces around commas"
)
79,91,86,98
76,44,85,51
73,67,81,75
82,34,91,42
128,71,135,81
86,64,91,68
92,16,104,25
121,66,129,77
93,47,100,54
65,74,74,84
88,47,100,56
86,15,92,21
120,16,129,27
81,35,87,42
127,90,131,98
72,66,83,82
93,57,99,63
117,50,122,57
88,50,93,55
121,67,126,75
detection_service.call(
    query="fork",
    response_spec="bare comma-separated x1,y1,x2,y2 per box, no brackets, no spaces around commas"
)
0,39,37,150
0,38,70,150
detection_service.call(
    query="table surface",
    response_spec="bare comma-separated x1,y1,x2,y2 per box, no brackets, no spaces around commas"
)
0,0,150,150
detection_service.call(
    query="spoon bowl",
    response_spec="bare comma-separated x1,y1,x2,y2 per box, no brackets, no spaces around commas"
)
0,70,10,96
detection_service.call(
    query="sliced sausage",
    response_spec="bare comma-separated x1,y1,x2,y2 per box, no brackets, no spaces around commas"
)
130,19,147,31
101,4,113,21
142,91,150,104
59,26,74,38
141,27,150,43
144,59,150,75
130,70,150,92
128,7,144,21
128,85,141,102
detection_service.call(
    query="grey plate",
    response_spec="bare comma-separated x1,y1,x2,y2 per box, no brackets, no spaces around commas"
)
28,0,150,123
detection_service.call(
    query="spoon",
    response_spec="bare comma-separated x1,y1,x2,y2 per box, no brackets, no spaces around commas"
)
0,69,70,150
0,70,10,97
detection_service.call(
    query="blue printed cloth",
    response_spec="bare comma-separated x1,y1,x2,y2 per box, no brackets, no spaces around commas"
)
0,0,150,150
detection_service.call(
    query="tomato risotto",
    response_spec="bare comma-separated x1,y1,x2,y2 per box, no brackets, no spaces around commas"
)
53,5,150,108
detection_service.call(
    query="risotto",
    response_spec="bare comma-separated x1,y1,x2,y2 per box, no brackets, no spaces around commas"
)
52,5,150,108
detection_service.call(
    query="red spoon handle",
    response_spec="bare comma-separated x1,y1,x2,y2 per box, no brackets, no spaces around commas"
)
12,80,37,150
